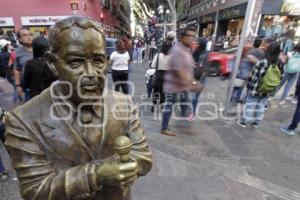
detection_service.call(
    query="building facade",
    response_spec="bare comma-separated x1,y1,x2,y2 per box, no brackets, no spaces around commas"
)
0,0,130,38
178,0,300,49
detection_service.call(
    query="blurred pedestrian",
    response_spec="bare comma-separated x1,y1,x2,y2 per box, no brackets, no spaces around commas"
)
0,43,11,81
23,36,57,99
149,38,157,61
0,106,8,182
121,34,133,73
151,40,172,112
275,43,300,105
238,42,283,128
136,38,144,63
160,27,203,136
14,29,33,102
232,38,265,103
189,37,209,121
108,40,130,94
280,77,300,136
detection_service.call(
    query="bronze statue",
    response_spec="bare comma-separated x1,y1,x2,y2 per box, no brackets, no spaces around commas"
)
5,16,152,200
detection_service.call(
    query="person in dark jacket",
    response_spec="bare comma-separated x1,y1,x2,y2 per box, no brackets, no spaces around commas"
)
0,106,8,182
280,77,300,136
23,36,57,99
189,37,208,121
0,44,14,85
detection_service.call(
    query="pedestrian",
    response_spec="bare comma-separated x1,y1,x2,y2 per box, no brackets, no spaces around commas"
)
108,40,130,94
232,38,265,103
189,37,209,121
149,38,157,61
238,42,283,128
0,43,12,82
136,38,144,63
23,36,57,99
14,29,33,102
280,76,300,136
0,106,8,182
160,27,203,136
275,43,300,105
151,40,172,112
121,34,133,73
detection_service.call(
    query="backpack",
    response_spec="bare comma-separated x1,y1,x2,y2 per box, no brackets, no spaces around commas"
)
259,64,281,95
285,52,300,74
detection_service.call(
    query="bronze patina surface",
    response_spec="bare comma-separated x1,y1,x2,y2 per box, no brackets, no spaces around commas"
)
5,16,152,200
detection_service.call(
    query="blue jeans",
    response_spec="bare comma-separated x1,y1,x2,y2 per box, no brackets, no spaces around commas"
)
231,87,244,102
161,92,191,130
242,93,268,123
0,124,5,173
289,97,300,130
191,79,206,114
277,72,298,101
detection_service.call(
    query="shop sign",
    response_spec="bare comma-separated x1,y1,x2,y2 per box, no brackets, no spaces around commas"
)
187,19,198,26
199,13,216,24
219,2,247,20
21,16,69,26
281,0,300,16
0,17,14,27
179,24,187,29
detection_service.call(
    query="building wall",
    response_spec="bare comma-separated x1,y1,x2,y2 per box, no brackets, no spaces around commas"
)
0,0,119,31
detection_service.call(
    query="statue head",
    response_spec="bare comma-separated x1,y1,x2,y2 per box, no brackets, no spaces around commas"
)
47,16,107,104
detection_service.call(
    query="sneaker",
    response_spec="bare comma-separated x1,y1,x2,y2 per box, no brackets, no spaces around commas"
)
188,113,196,121
160,129,176,136
291,98,298,104
237,120,247,128
280,127,296,136
252,122,259,128
279,100,285,105
0,172,8,182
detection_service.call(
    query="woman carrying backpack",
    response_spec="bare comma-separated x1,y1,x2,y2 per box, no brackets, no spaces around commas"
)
238,42,283,128
275,43,300,105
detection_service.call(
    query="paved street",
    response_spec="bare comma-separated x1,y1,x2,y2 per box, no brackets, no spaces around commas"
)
1,62,300,200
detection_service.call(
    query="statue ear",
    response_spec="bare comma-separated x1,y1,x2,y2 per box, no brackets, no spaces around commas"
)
45,51,59,77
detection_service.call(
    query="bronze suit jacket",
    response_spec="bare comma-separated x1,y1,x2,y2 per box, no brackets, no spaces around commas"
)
5,87,152,200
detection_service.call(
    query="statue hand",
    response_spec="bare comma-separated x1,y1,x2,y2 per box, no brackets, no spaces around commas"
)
95,160,138,188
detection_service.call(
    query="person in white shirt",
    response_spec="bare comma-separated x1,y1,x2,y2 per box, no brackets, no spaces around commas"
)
108,40,130,94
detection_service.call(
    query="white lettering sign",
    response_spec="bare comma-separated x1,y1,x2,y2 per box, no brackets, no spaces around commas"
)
0,17,14,27
21,16,69,26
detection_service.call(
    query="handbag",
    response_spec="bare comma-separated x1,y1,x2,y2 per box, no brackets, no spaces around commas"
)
285,53,300,74
194,53,207,80
234,78,246,87
151,53,160,88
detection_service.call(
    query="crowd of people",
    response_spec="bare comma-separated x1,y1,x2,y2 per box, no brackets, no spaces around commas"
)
143,27,300,137
1,24,300,182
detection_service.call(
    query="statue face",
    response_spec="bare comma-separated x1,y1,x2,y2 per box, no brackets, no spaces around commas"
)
53,26,107,102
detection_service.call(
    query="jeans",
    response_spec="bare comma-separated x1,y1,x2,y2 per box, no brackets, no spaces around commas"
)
161,92,191,130
231,87,244,102
0,124,5,173
191,79,206,114
149,48,156,61
241,93,268,123
289,97,300,130
112,70,129,94
137,48,143,63
276,72,298,101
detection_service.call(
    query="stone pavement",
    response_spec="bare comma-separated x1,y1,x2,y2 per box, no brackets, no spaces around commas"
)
1,62,300,200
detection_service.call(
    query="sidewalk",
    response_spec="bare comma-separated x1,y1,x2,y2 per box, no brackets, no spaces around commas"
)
1,63,300,200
